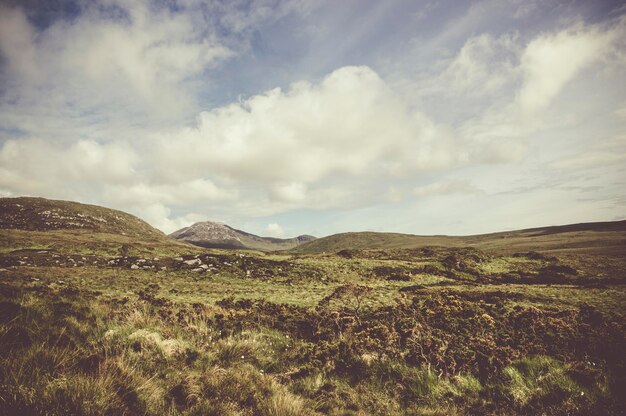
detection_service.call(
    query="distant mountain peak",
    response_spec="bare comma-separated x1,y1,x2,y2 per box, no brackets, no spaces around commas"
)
169,221,316,251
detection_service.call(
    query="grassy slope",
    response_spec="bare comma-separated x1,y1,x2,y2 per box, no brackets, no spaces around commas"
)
291,220,626,255
0,197,199,257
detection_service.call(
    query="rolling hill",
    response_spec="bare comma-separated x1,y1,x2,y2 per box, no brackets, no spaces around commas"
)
170,221,316,251
0,197,197,256
290,220,626,255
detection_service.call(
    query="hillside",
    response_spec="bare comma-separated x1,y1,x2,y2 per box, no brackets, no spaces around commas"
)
291,220,626,255
0,197,197,256
170,221,316,251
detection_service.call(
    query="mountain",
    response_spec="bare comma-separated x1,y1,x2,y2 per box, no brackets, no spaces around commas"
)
170,221,316,251
0,197,196,256
290,220,626,255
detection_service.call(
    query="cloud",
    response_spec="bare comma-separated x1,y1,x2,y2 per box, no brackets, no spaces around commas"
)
270,182,308,203
132,203,206,235
0,6,39,83
517,23,617,115
0,0,232,136
551,134,626,170
265,223,285,237
423,32,520,98
616,104,626,119
157,65,462,184
0,139,136,194
206,0,317,35
413,180,481,197
440,17,626,160
1,63,480,225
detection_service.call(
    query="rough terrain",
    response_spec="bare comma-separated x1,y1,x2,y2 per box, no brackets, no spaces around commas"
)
1,197,624,415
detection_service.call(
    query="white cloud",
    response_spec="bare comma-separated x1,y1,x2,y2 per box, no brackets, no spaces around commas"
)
157,66,463,185
104,179,238,207
0,139,136,193
444,18,626,161
0,1,232,136
551,134,626,170
133,203,206,235
265,223,285,237
270,182,308,203
206,0,316,35
424,33,520,98
614,103,626,119
414,180,481,197
0,7,39,83
2,65,467,224
517,23,616,115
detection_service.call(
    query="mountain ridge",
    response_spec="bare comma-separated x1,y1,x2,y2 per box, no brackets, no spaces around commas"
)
170,220,316,251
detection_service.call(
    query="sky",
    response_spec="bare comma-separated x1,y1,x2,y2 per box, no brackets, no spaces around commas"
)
0,0,625,238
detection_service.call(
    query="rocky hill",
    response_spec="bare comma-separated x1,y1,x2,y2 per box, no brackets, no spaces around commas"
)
170,221,316,251
0,197,163,236
0,197,196,256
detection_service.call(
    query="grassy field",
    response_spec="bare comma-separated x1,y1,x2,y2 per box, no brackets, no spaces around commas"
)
1,241,625,415
1,198,625,415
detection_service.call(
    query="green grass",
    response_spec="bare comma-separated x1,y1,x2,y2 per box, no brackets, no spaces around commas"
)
1,264,624,415
1,213,625,414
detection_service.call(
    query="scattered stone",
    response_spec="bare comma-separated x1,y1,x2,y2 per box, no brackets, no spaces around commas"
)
103,329,117,339
130,264,140,270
